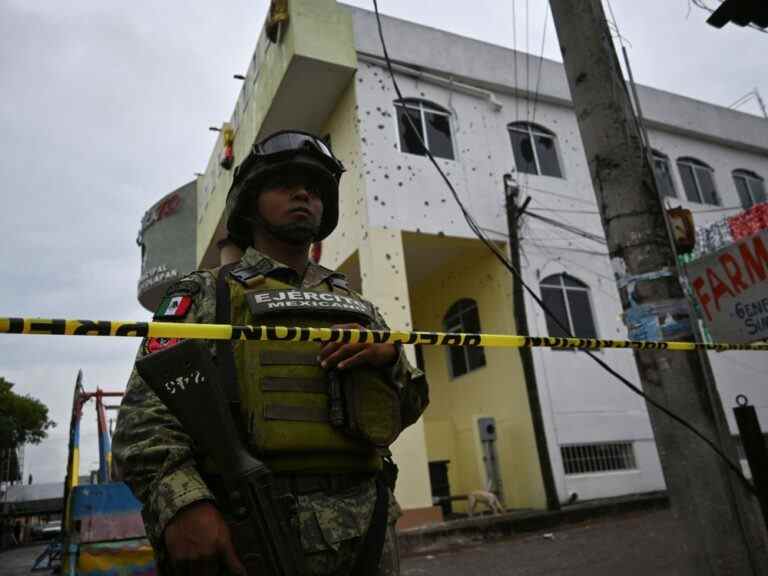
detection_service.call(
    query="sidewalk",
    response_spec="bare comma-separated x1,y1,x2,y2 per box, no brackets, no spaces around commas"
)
399,491,668,557
400,504,695,576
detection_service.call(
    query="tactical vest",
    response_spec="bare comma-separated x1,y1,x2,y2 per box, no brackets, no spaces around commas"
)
226,269,402,474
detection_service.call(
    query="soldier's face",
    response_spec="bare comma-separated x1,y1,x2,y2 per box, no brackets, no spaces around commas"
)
255,173,324,230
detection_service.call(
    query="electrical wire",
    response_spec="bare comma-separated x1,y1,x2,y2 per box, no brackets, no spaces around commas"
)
524,210,608,245
518,182,596,206
531,5,550,124
371,0,755,496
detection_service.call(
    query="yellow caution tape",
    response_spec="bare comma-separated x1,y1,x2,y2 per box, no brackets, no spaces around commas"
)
1,317,768,352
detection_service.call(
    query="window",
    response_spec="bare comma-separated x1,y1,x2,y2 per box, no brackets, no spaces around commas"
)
561,442,636,475
652,150,676,198
444,299,486,378
677,157,719,205
733,170,766,210
540,274,597,341
394,99,454,160
508,122,563,178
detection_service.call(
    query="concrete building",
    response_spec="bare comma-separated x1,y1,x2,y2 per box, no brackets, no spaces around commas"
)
137,0,768,525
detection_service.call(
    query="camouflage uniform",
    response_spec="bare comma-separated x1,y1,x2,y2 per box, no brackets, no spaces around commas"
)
113,247,429,575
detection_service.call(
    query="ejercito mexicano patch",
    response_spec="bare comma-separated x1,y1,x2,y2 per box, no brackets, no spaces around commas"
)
246,289,374,321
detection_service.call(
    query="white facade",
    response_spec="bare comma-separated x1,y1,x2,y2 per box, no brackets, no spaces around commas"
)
347,7,768,502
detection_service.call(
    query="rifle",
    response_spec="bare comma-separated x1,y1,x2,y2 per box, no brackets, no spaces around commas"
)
136,339,304,576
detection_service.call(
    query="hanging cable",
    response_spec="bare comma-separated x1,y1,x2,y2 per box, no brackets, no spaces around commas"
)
370,0,755,495
524,210,608,245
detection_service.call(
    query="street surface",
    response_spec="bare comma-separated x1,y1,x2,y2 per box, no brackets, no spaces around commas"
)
401,507,693,575
0,543,48,576
0,508,691,575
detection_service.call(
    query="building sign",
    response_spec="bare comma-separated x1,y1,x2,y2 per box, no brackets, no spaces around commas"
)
686,229,768,343
137,193,182,245
138,264,179,294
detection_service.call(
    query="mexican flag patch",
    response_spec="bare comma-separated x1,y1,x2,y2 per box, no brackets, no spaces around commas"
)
155,294,192,319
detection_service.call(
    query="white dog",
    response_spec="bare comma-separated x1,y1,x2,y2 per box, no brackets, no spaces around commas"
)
467,490,505,516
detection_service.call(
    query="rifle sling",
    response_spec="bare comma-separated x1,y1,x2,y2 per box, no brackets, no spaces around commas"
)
351,475,390,575
216,263,245,429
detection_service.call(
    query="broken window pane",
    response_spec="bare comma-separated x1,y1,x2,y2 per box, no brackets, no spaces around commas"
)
510,129,537,174
535,134,562,177
396,104,425,155
426,112,454,159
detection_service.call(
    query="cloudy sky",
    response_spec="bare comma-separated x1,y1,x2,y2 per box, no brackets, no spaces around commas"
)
0,0,765,484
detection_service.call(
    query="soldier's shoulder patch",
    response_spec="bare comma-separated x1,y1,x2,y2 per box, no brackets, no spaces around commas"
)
329,276,350,291
143,337,182,355
154,293,193,320
230,258,274,285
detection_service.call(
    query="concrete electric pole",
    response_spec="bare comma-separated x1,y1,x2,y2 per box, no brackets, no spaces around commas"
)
548,1,768,573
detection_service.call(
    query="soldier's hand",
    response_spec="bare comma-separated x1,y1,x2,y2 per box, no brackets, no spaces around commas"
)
164,501,245,575
319,323,398,370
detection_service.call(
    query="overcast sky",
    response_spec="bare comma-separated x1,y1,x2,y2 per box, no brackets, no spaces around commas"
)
0,0,765,485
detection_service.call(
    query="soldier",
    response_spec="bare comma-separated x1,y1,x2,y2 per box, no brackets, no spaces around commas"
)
113,129,429,576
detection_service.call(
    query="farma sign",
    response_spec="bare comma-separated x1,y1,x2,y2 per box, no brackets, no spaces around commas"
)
687,229,768,343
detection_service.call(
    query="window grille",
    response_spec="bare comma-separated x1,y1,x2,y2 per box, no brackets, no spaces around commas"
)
394,99,454,160
561,442,636,475
444,299,486,378
652,150,676,198
733,170,766,210
677,157,720,205
508,122,563,178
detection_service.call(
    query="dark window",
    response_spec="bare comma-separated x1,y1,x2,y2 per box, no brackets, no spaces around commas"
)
540,274,598,343
508,123,563,178
733,170,766,209
677,157,719,205
444,299,486,378
652,150,676,198
396,105,424,155
394,99,454,160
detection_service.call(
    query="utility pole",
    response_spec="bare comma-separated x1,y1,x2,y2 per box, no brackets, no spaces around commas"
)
504,174,560,512
549,1,768,574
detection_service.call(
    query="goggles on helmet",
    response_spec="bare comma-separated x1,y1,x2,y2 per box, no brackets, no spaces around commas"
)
233,130,345,186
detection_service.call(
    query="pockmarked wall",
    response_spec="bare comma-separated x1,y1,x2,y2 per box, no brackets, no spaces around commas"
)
320,79,367,271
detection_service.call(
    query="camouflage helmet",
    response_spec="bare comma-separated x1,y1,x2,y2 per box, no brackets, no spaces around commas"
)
225,130,345,247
